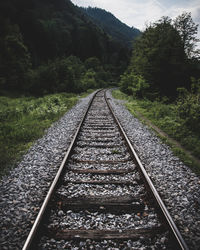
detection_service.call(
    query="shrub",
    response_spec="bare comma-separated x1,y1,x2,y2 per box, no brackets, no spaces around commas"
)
81,70,98,90
120,72,149,98
176,78,200,135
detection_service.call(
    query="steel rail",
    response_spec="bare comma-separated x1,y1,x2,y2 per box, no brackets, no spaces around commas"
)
105,90,189,250
22,90,101,250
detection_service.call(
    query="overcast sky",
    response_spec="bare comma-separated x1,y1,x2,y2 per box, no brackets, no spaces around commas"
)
71,0,200,44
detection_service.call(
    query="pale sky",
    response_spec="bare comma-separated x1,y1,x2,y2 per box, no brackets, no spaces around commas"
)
71,0,200,47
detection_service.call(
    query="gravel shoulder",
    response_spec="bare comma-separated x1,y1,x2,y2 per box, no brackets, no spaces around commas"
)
107,90,200,250
0,93,95,250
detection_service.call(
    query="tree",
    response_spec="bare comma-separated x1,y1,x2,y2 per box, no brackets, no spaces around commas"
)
0,20,32,91
128,17,188,97
174,12,199,58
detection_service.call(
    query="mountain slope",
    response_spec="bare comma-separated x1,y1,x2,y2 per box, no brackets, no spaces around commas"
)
0,0,129,66
80,7,141,48
0,0,134,94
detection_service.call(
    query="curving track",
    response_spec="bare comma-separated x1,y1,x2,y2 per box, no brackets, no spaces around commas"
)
23,90,188,249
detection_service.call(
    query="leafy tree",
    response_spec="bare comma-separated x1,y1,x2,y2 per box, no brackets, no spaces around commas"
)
174,12,199,58
128,17,188,97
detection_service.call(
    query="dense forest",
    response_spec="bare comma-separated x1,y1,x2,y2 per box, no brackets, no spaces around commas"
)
0,0,136,95
80,7,141,48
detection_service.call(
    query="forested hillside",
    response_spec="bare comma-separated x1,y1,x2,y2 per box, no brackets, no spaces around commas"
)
0,0,131,95
80,7,141,48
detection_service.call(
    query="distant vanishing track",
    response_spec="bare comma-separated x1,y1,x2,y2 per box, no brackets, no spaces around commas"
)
23,90,188,250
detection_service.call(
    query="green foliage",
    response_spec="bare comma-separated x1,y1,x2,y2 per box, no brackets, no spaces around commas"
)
84,57,112,88
174,12,199,58
81,70,98,90
120,13,200,99
111,149,120,154
176,78,200,135
111,89,129,100
128,16,188,97
0,93,78,177
85,57,101,71
112,89,200,174
120,72,149,98
24,56,112,95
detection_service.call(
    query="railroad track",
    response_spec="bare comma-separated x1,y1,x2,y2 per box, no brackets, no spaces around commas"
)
23,90,188,249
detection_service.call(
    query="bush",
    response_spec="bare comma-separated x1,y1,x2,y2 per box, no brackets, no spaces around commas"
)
81,70,98,90
120,72,149,98
176,78,200,135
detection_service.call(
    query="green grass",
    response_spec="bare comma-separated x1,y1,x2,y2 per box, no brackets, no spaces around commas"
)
0,92,92,178
112,89,200,175
111,149,120,154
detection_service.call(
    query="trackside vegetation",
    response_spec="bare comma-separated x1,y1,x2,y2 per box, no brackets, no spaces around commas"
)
112,88,200,175
0,91,94,177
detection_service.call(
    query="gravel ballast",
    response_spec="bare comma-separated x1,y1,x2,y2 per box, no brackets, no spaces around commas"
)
0,93,95,250
0,90,200,249
107,90,200,250
47,208,160,230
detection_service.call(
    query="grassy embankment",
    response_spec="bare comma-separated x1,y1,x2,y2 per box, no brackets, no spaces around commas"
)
0,90,93,178
112,89,200,176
